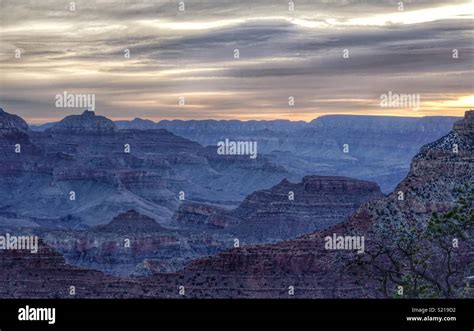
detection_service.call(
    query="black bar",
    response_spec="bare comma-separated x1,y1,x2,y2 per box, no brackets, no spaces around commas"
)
0,299,472,330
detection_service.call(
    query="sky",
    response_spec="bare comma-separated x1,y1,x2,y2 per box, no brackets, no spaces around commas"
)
0,0,473,124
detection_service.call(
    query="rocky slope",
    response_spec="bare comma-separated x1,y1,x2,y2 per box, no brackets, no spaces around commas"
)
0,239,141,298
0,108,29,137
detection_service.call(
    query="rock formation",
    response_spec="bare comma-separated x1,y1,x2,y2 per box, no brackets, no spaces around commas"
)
46,110,117,134
175,175,383,243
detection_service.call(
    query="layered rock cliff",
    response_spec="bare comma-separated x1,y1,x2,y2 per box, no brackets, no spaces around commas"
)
176,175,382,243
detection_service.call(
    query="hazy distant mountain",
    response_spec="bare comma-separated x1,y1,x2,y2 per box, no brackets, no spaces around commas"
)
30,115,458,193
47,110,117,134
116,115,458,193
115,118,158,130
29,122,55,132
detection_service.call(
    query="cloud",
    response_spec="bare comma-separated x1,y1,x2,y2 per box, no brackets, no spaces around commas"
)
0,0,472,122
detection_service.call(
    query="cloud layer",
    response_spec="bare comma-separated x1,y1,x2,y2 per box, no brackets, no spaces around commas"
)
0,0,472,123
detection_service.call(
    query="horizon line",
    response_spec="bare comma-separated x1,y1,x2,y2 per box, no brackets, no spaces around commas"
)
22,111,466,126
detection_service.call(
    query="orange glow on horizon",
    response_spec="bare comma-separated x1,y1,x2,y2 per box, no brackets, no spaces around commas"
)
25,108,470,125
22,92,473,124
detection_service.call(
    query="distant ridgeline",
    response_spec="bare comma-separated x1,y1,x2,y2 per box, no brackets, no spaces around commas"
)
31,112,460,193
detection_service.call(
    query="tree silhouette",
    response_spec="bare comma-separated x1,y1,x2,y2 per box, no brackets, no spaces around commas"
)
359,188,473,298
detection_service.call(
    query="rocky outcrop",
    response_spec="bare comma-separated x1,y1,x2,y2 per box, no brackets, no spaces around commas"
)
0,108,29,137
230,176,382,242
453,109,474,138
46,110,117,134
94,210,165,233
176,175,383,243
0,109,43,176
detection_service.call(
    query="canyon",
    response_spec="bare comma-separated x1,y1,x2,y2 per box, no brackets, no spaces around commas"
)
0,108,471,298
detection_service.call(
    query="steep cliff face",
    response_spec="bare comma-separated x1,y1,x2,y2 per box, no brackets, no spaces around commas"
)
0,108,29,137
229,176,383,242
352,110,474,298
0,108,40,159
396,110,473,215
0,109,45,210
453,110,474,139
